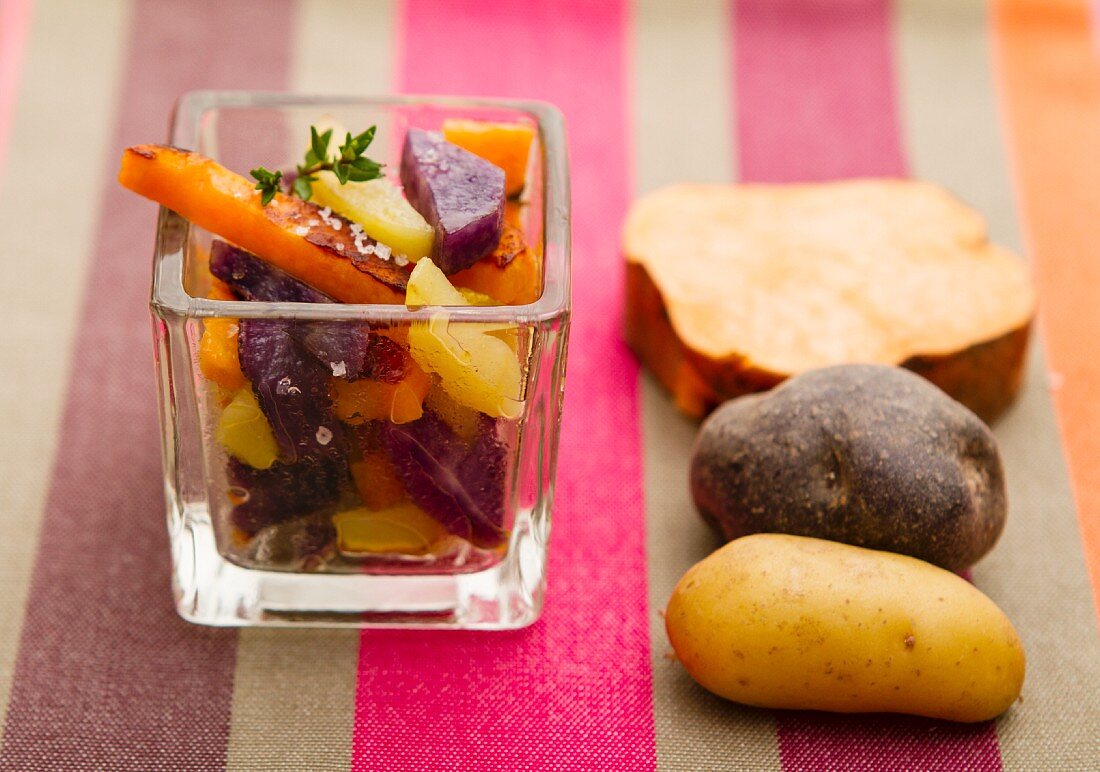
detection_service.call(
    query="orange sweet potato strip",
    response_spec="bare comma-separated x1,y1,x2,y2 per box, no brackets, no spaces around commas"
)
350,451,409,510
331,363,431,426
198,282,247,391
441,119,534,197
119,145,407,304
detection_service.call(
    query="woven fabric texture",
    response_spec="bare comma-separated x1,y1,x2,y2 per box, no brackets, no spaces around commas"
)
0,0,1097,770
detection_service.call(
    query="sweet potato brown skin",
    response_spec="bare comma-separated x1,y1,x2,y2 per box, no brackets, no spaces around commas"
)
689,365,1007,572
624,262,1030,424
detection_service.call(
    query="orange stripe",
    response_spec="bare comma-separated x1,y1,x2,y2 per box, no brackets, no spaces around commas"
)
993,0,1100,616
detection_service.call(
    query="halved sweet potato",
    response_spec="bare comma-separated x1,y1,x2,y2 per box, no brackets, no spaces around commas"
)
119,145,408,304
624,182,1036,422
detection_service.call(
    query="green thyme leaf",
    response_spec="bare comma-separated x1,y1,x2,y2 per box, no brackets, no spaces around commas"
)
310,126,333,165
292,174,314,201
254,124,384,206
250,166,283,205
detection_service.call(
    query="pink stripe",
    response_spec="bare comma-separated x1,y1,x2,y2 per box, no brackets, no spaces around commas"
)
732,1,1003,769
351,1,655,769
0,0,33,179
735,0,906,182
0,1,294,768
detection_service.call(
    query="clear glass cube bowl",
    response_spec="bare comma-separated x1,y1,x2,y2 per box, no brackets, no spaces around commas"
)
150,92,570,627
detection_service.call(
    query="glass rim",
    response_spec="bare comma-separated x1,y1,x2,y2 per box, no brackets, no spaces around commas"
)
150,90,571,324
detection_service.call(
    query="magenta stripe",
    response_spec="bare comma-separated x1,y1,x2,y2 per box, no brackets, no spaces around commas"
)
735,0,906,182
732,0,1002,769
0,1,294,768
0,0,33,180
351,1,655,769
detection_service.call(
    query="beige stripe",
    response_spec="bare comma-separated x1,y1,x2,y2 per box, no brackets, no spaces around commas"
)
634,2,781,769
223,2,396,770
225,630,361,772
897,0,1100,767
634,0,736,190
0,0,133,732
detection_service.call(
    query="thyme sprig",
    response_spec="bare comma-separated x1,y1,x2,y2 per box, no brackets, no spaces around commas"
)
250,125,384,205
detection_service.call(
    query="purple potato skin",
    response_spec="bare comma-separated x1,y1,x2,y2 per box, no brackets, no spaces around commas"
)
382,410,508,548
292,322,374,382
399,129,505,274
210,239,332,303
237,319,346,465
232,320,350,535
689,364,1007,572
211,240,382,381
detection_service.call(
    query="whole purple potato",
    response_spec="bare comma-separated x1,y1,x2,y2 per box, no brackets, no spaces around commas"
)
689,365,1007,571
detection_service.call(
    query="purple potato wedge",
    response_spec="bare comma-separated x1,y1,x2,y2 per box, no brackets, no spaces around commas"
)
381,410,508,548
399,129,506,274
232,320,351,535
237,318,346,464
210,239,333,303
211,240,392,381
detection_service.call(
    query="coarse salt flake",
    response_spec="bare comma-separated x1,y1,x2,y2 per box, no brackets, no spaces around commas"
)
277,376,302,396
293,225,309,236
394,254,409,267
330,361,347,377
316,426,333,446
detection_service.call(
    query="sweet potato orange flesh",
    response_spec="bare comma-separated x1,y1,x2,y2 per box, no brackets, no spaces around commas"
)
350,451,409,510
198,280,247,391
441,119,534,198
628,262,1031,424
624,182,1036,422
119,145,407,304
331,363,432,426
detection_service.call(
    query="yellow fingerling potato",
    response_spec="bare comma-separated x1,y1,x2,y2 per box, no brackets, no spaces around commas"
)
666,534,1025,723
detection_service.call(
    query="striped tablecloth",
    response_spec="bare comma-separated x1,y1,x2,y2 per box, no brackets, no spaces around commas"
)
1,0,1098,769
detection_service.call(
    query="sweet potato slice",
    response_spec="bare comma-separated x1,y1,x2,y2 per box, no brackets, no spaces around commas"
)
624,181,1036,422
442,119,534,197
118,145,407,303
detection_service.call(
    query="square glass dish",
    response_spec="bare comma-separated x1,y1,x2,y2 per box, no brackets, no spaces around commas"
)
149,92,570,628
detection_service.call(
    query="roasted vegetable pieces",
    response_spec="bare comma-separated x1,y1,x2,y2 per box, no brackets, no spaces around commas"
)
382,411,509,548
121,120,540,572
400,128,506,274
